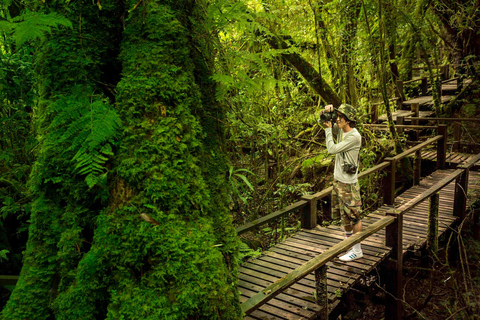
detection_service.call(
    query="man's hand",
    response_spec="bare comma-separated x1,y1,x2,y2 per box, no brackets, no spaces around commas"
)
323,104,333,128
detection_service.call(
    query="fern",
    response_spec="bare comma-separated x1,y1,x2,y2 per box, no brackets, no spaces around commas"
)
49,89,122,188
0,12,72,47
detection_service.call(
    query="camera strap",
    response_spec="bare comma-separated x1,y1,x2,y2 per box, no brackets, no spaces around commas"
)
341,149,360,167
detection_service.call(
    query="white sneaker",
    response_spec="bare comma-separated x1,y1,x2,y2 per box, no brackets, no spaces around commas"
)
339,249,363,262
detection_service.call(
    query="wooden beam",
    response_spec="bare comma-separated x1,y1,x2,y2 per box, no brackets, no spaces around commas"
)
236,200,308,235
301,196,317,229
315,265,329,320
408,117,480,122
414,150,421,185
427,193,439,254
240,216,396,315
383,157,396,206
357,162,390,180
458,153,480,170
437,125,447,170
365,124,438,129
453,168,468,220
396,169,463,215
304,187,332,202
391,135,443,161
385,210,403,320
0,275,19,286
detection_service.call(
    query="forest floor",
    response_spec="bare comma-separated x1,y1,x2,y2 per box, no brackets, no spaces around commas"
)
341,217,480,320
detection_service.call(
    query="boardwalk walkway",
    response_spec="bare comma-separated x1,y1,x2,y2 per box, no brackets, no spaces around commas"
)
377,78,471,122
239,169,480,320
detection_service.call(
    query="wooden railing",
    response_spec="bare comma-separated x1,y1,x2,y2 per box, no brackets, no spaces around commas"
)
240,151,480,320
368,64,458,123
236,124,448,235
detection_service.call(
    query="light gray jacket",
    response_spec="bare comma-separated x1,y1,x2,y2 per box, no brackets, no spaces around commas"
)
325,125,361,184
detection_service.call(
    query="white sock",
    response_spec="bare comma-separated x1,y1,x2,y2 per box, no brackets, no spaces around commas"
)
345,231,353,239
353,243,362,253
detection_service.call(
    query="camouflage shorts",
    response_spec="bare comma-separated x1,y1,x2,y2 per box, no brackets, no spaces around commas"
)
331,180,362,227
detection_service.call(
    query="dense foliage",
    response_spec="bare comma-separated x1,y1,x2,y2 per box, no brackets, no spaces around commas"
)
0,0,479,318
1,0,241,319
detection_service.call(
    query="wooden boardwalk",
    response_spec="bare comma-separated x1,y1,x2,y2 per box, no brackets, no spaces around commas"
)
419,150,480,169
239,169,480,319
377,78,472,123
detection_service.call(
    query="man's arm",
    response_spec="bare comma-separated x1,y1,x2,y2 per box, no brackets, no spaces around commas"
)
325,132,360,155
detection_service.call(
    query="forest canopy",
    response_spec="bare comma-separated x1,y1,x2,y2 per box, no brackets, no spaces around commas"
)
0,0,479,318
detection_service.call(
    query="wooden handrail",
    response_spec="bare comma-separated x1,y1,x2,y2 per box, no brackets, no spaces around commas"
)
357,161,390,180
458,152,480,170
390,135,443,161
365,124,438,129
396,168,463,215
0,275,19,286
240,215,396,315
241,151,479,315
236,127,446,234
408,117,480,122
235,200,308,235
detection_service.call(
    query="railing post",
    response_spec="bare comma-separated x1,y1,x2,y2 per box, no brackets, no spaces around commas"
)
421,77,428,95
301,195,317,229
371,104,378,123
396,80,404,103
315,265,329,320
474,208,479,241
453,122,461,152
457,77,463,92
427,192,439,255
411,103,419,141
414,150,421,185
396,116,404,135
383,157,396,205
441,65,448,80
437,124,447,170
453,165,469,221
385,210,404,320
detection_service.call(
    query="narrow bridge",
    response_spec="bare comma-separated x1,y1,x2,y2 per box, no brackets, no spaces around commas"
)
237,144,480,319
236,94,480,320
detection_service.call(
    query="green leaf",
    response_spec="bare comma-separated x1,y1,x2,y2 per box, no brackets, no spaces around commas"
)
234,173,254,191
10,12,73,47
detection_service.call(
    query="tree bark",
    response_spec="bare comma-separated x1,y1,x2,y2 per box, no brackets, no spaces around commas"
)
2,0,241,319
264,33,342,106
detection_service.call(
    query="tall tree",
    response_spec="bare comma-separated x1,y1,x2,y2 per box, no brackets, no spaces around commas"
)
2,0,241,319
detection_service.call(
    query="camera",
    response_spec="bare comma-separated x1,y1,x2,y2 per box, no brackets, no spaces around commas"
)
342,163,358,174
319,109,337,123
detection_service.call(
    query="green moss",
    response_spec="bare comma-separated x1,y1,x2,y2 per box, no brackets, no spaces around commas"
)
3,1,241,319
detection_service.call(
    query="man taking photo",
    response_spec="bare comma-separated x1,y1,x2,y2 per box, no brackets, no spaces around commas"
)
321,103,363,262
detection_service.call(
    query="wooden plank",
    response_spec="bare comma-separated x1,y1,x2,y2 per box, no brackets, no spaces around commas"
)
256,254,355,284
241,216,395,314
239,277,320,317
260,249,366,281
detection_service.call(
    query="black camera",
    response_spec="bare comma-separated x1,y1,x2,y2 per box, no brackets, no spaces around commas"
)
342,163,358,174
319,109,337,123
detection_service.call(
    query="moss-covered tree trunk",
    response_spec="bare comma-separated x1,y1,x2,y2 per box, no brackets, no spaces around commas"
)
2,0,241,319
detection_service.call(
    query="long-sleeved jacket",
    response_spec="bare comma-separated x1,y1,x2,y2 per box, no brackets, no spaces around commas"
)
325,125,361,184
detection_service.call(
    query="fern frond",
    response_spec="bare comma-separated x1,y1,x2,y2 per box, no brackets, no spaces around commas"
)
9,12,72,47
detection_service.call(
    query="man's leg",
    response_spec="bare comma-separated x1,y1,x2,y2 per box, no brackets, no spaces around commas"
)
339,182,363,261
331,180,341,222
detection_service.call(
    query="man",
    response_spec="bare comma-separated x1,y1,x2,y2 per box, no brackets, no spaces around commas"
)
321,103,363,261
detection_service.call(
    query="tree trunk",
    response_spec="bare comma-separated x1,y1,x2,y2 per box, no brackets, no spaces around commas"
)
340,0,361,104
2,0,241,319
264,33,342,106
